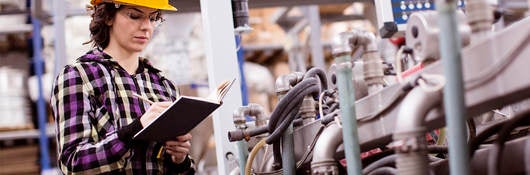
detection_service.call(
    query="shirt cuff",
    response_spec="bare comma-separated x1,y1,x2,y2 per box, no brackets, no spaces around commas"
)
117,119,143,145
166,154,195,174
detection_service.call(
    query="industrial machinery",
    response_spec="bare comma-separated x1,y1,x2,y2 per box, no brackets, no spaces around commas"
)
226,0,530,174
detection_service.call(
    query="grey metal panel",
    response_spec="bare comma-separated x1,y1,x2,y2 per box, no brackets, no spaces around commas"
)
352,17,530,151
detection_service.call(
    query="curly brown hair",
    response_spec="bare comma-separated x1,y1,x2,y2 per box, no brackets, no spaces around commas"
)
84,3,120,49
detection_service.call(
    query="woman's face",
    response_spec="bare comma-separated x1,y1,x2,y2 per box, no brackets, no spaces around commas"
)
108,5,162,53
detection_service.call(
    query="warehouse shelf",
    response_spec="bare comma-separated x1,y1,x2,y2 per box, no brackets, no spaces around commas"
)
0,123,55,141
0,24,32,34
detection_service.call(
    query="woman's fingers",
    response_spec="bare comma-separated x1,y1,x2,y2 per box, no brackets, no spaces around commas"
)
140,102,173,127
176,133,192,142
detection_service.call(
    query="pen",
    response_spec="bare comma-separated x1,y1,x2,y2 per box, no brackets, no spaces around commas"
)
157,146,165,159
133,93,165,158
132,93,154,105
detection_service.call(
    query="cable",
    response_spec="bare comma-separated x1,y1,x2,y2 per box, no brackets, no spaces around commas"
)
321,109,341,125
467,118,477,141
395,46,405,83
468,120,506,157
303,67,328,91
318,90,326,119
367,167,397,175
466,32,530,90
362,155,397,174
246,138,267,175
267,84,320,143
488,108,530,175
268,78,319,134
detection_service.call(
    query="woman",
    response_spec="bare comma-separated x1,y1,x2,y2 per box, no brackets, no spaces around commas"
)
51,0,194,174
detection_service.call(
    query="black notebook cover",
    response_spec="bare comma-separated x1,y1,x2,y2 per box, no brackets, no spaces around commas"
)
133,96,221,142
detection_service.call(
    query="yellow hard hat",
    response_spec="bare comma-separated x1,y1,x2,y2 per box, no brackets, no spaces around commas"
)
90,0,177,11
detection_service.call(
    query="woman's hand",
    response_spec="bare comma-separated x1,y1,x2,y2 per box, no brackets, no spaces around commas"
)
165,133,192,164
140,102,172,127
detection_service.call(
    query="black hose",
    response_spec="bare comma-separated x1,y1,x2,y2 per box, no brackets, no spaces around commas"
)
268,78,319,133
266,96,306,143
489,108,530,175
467,118,477,140
303,67,328,91
326,103,340,114
468,120,507,157
362,155,397,174
267,78,321,167
266,83,320,143
272,140,282,169
366,167,397,175
321,110,340,125
293,118,304,127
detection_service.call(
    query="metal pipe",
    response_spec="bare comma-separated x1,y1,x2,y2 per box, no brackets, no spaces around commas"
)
282,124,296,175
236,141,248,175
53,0,67,77
436,0,471,174
349,30,385,94
393,85,442,175
234,104,268,127
311,122,343,174
466,0,493,42
228,126,269,142
233,106,249,175
330,32,363,175
32,17,51,171
232,103,268,174
299,96,317,125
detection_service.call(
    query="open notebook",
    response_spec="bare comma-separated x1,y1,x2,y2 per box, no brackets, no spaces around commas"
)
134,78,236,142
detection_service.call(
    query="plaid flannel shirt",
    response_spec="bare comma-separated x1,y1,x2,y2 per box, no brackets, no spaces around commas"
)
51,49,193,174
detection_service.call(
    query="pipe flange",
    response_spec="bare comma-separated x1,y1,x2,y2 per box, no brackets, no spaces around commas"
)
311,161,339,175
335,62,352,70
391,136,428,153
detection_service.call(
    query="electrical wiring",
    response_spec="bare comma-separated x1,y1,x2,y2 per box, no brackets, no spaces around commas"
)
488,108,530,175
468,119,507,157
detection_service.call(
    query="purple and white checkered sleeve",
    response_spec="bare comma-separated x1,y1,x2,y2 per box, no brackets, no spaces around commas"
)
51,65,130,174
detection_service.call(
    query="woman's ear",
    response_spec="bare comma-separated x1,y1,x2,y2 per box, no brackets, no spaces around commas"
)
105,13,115,26
105,18,113,26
